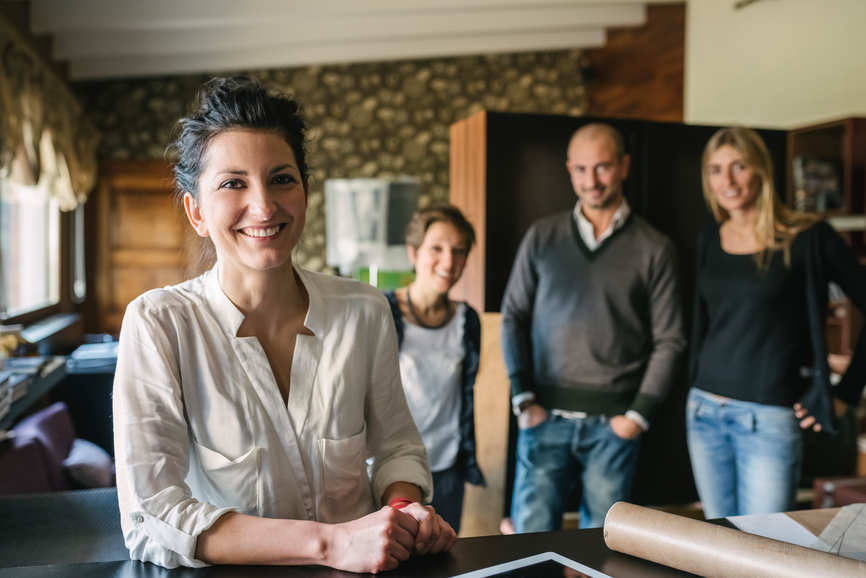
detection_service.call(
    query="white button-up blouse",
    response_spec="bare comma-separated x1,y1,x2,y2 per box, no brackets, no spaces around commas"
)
113,266,433,568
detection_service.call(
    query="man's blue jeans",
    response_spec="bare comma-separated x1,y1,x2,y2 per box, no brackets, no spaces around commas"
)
686,388,802,519
511,414,640,532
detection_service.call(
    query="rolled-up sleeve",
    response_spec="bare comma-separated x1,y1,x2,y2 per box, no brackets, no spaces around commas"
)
364,308,433,505
113,299,238,568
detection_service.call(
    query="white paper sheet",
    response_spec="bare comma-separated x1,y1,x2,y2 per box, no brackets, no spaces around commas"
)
811,504,866,561
727,512,818,547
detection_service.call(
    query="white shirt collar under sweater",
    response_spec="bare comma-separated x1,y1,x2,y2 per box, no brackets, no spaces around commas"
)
573,197,631,251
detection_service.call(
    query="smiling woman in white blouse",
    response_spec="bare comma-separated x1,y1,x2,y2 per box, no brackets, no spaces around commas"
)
112,77,456,572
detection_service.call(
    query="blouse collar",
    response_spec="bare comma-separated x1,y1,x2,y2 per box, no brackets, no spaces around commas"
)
204,262,324,339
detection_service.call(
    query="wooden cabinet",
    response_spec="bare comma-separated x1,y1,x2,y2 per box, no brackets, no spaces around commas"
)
93,160,192,334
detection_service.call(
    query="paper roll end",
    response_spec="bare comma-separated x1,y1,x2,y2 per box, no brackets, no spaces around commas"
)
603,501,628,548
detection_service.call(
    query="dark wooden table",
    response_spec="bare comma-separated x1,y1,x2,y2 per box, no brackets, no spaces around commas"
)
0,529,698,578
0,489,700,578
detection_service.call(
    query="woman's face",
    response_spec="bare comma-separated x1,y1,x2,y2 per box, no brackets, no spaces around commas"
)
183,129,308,274
706,144,761,214
408,221,469,296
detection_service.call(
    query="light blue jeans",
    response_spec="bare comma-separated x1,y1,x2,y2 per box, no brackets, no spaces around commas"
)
511,414,640,531
686,388,802,519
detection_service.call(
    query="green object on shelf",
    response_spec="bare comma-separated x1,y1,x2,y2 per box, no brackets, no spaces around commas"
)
356,268,414,290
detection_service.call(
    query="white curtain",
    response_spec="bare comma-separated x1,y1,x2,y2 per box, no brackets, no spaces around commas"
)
0,15,99,211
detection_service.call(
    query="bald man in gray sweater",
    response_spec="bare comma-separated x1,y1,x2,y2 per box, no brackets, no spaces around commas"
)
502,124,686,531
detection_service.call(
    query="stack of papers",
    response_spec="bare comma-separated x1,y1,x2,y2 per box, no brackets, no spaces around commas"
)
67,342,118,372
0,324,23,337
1,356,49,374
8,374,31,402
0,358,47,408
0,371,12,421
730,504,866,563
70,342,118,360
728,512,819,547
812,504,866,561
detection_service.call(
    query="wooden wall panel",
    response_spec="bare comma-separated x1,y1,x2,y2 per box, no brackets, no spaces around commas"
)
95,160,189,334
459,313,510,537
111,269,184,313
449,110,487,314
584,3,685,122
115,193,185,249
451,114,514,537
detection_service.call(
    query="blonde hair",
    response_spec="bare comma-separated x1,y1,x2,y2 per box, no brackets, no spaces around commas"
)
701,126,819,269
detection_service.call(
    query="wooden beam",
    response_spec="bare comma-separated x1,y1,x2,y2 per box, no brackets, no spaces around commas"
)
69,28,606,80
33,0,652,32
53,4,643,59
584,3,684,122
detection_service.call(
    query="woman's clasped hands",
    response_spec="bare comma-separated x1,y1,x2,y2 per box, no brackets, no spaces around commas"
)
325,502,457,573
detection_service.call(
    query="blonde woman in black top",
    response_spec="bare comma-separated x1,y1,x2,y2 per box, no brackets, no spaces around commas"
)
688,126,866,518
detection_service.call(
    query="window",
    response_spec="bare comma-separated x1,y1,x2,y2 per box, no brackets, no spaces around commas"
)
70,203,86,304
0,179,61,319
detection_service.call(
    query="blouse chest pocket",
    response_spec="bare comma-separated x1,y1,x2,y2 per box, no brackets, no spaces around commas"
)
318,423,367,500
192,441,261,516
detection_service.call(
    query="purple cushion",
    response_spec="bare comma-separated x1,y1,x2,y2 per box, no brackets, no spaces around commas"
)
0,437,52,495
63,439,115,488
13,402,76,491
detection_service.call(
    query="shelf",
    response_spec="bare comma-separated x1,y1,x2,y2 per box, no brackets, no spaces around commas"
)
787,117,866,218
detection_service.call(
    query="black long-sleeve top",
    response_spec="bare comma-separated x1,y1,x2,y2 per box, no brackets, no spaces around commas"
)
692,226,812,406
690,221,866,432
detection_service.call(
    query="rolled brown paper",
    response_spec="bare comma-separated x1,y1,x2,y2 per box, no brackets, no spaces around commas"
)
603,502,866,578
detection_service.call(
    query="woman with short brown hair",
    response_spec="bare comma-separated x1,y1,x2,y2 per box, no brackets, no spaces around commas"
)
385,204,485,533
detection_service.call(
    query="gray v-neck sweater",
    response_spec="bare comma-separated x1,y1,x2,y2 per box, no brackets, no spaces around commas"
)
500,210,686,422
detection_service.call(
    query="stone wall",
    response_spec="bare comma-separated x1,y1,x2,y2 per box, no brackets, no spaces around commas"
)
74,50,586,271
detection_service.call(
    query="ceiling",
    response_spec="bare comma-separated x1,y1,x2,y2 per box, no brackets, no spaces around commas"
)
27,0,659,81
